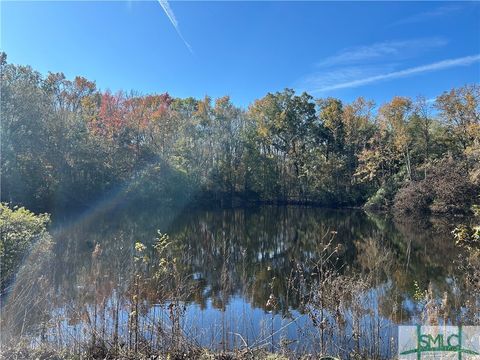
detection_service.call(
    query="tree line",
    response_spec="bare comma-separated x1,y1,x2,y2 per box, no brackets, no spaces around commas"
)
1,52,479,213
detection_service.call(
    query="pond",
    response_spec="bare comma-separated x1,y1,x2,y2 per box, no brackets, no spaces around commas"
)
0,205,471,358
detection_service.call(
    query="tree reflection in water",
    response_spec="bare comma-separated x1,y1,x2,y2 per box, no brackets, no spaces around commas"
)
0,205,475,358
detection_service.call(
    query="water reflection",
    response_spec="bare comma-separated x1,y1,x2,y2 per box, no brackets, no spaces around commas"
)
0,205,470,356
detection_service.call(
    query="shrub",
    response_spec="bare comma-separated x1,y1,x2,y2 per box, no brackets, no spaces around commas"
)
364,174,403,211
364,187,388,211
393,158,478,215
0,203,52,290
429,158,478,214
393,180,432,214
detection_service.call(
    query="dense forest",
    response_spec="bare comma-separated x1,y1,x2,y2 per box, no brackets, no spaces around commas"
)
1,52,479,213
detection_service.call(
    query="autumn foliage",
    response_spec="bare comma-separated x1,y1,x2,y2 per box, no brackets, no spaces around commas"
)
1,52,479,212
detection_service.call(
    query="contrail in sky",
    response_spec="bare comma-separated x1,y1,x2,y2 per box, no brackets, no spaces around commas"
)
157,0,193,54
313,54,480,93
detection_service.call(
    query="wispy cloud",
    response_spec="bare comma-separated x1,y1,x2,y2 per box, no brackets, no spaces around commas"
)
157,0,193,54
301,64,394,90
391,4,462,26
308,55,480,94
316,38,447,68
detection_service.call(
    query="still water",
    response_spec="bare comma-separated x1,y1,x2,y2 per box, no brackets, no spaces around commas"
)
0,205,468,357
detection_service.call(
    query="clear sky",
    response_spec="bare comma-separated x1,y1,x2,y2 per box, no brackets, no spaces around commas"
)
2,1,479,107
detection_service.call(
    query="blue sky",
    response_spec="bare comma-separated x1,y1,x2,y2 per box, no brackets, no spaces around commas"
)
2,1,479,107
